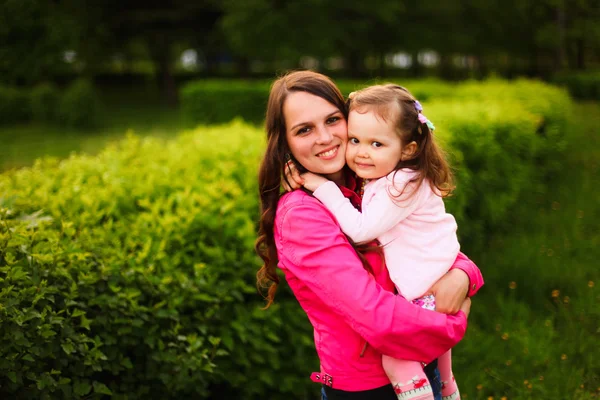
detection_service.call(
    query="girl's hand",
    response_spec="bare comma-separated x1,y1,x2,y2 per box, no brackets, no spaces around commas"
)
427,269,470,314
301,172,329,192
282,160,304,192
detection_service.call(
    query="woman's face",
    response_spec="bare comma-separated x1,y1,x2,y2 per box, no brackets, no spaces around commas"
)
284,91,348,178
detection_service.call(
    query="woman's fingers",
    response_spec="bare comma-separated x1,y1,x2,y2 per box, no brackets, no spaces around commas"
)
459,298,471,318
283,160,304,191
427,269,469,314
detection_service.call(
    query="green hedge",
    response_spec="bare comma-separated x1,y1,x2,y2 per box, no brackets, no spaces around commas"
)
0,122,276,399
0,86,31,124
553,70,600,100
0,79,101,128
0,82,574,398
30,83,61,123
57,79,101,129
427,100,541,241
181,80,271,125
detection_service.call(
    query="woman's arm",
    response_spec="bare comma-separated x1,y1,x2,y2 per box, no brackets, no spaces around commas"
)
276,197,468,363
430,253,485,314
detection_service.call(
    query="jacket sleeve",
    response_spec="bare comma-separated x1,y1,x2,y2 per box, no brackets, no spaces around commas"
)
277,198,467,363
449,252,484,297
312,180,421,244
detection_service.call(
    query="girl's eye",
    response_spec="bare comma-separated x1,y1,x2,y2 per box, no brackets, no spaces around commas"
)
297,126,311,135
349,138,359,144
372,142,383,148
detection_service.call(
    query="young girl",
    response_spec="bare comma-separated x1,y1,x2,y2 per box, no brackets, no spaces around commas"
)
300,84,462,400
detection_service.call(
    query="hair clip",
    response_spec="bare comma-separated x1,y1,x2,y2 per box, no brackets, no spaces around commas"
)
414,100,423,112
417,113,436,132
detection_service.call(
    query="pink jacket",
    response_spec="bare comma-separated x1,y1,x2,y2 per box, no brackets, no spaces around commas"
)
274,177,484,392
312,170,460,301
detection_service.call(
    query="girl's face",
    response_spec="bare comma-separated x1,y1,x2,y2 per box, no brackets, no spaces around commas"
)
346,110,403,180
284,91,348,180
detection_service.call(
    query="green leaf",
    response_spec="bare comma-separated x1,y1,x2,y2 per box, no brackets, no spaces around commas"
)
93,381,113,395
71,308,85,318
61,342,75,354
80,315,91,330
73,380,91,396
7,371,17,383
58,377,71,385
120,357,133,369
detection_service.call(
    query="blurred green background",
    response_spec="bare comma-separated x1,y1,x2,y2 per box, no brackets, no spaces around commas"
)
0,0,599,399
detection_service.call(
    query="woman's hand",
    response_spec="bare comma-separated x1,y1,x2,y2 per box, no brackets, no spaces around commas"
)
301,172,329,192
459,297,471,318
282,160,304,192
427,269,470,314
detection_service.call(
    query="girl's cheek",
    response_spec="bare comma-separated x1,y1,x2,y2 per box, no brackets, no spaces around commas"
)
345,146,354,161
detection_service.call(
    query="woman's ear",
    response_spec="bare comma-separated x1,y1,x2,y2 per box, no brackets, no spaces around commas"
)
401,141,417,161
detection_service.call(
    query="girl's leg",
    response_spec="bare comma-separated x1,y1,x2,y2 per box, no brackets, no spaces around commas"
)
438,350,460,400
382,355,434,400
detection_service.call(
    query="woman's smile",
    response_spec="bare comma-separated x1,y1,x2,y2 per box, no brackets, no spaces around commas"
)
316,145,340,159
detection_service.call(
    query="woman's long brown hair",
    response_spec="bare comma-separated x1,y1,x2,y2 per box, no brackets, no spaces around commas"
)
255,70,349,308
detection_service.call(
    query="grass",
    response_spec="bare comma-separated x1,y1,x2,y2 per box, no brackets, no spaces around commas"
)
456,102,600,399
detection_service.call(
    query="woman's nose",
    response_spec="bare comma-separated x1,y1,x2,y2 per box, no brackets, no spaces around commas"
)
315,127,333,144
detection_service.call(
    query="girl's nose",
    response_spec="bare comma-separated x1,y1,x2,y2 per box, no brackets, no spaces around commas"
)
357,146,369,158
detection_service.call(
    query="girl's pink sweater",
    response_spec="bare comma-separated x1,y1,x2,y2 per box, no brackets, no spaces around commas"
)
274,179,483,391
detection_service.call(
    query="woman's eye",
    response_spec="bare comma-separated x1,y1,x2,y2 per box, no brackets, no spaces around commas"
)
326,116,340,124
297,127,310,135
349,138,359,144
372,142,383,148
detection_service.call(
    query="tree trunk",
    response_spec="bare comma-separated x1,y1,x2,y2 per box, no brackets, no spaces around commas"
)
235,56,251,77
149,33,178,107
556,2,567,71
346,51,363,78
575,38,585,70
410,50,422,78
378,52,387,78
439,53,453,80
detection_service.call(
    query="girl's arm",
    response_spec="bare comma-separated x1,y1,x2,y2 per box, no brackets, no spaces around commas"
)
276,197,468,363
308,177,420,243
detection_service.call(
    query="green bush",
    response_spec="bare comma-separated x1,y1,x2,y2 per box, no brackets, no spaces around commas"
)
181,80,271,125
426,100,542,242
58,79,101,129
30,83,61,123
452,80,572,173
0,122,270,399
553,70,600,100
0,86,31,124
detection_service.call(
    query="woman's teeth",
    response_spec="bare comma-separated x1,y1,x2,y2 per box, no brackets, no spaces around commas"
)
318,147,337,157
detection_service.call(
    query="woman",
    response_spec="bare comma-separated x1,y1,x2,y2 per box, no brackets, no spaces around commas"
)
255,71,483,400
